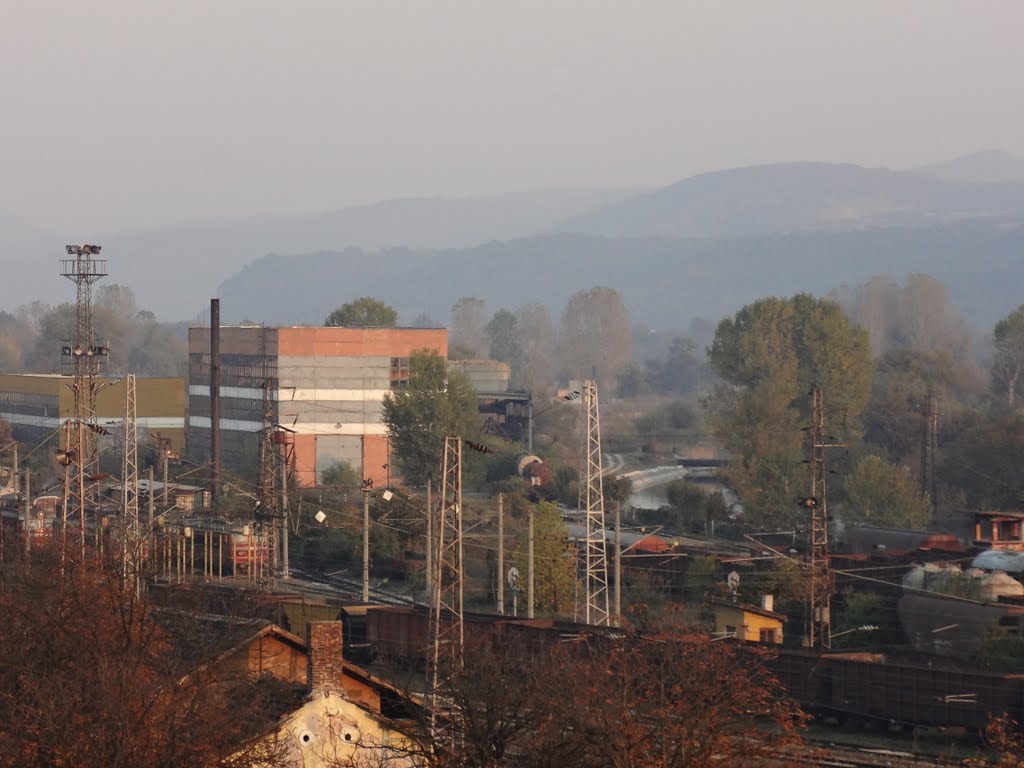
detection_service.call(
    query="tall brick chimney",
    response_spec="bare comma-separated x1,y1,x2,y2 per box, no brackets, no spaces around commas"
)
306,621,345,691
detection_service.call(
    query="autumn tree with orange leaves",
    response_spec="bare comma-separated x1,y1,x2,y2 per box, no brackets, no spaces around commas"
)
396,621,806,768
0,543,289,768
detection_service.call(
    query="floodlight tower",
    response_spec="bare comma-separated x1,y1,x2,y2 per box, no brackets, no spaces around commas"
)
581,380,610,626
60,244,108,555
428,436,464,743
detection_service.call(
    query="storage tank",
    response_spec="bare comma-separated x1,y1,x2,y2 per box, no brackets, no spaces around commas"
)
979,571,1024,601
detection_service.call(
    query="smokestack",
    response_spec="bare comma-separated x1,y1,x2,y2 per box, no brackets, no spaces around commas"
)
210,299,221,506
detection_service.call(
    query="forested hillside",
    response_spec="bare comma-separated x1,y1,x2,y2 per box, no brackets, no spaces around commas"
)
216,220,1024,331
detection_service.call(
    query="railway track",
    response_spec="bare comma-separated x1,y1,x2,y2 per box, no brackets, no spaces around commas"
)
285,568,422,607
784,742,980,767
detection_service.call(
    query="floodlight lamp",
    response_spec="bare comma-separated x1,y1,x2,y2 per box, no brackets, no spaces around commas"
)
85,347,95,357
61,346,72,356
65,245,76,255
72,345,84,357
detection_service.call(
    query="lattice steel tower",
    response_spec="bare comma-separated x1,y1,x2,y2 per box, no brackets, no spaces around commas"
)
581,380,610,626
428,436,464,741
806,385,832,650
256,375,280,582
121,374,140,582
60,244,108,555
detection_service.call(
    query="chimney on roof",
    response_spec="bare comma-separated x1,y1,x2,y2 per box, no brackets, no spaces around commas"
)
761,595,774,613
307,621,345,691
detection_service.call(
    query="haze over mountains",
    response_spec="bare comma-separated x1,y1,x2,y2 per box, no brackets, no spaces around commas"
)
4,152,1024,331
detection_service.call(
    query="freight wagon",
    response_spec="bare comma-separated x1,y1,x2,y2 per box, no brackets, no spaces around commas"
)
768,649,1024,733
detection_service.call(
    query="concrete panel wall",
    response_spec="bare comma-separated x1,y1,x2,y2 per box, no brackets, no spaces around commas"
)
315,435,364,480
278,356,390,389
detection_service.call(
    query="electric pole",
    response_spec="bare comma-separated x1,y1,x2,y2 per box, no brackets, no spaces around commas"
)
805,385,843,650
257,375,279,582
921,392,939,523
581,380,610,626
122,374,140,589
429,436,464,744
496,493,504,615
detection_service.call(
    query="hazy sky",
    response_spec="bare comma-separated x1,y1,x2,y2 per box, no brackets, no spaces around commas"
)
3,1,1023,232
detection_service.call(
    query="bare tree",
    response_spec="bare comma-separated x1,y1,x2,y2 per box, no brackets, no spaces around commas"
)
992,304,1024,408
449,298,487,359
0,544,290,768
513,303,556,395
559,286,632,389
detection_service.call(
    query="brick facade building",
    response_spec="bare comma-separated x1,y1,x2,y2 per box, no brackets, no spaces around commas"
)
187,326,447,488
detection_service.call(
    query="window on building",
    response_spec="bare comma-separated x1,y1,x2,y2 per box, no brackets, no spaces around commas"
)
759,628,779,644
390,357,410,389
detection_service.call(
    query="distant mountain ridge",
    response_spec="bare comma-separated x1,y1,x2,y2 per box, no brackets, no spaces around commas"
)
556,159,1024,238
216,221,1024,333
4,152,1024,325
913,150,1024,183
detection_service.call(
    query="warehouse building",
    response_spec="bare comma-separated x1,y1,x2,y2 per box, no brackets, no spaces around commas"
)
187,326,447,488
0,373,186,454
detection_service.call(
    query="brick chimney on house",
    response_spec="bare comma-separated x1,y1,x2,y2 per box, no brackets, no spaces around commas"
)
307,621,345,691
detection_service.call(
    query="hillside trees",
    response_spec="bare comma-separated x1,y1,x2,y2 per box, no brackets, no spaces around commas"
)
510,501,577,615
560,286,632,389
706,294,872,527
324,296,398,328
843,454,931,529
381,350,479,487
449,297,487,358
16,286,186,376
833,273,973,362
992,304,1024,407
484,308,522,370
861,348,983,468
512,303,556,394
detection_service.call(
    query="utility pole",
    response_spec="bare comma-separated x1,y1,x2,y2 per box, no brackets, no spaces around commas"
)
147,466,154,532
496,493,504,615
921,392,939,523
581,380,610,626
425,479,432,599
614,502,622,625
527,504,535,619
23,471,30,558
805,385,843,650
257,375,279,582
362,485,371,602
281,440,290,578
60,244,107,561
429,436,464,744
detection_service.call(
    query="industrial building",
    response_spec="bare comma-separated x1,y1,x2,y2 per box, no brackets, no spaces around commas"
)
0,373,186,455
187,325,447,488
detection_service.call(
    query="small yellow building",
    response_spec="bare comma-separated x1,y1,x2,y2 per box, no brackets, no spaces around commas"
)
710,597,786,644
